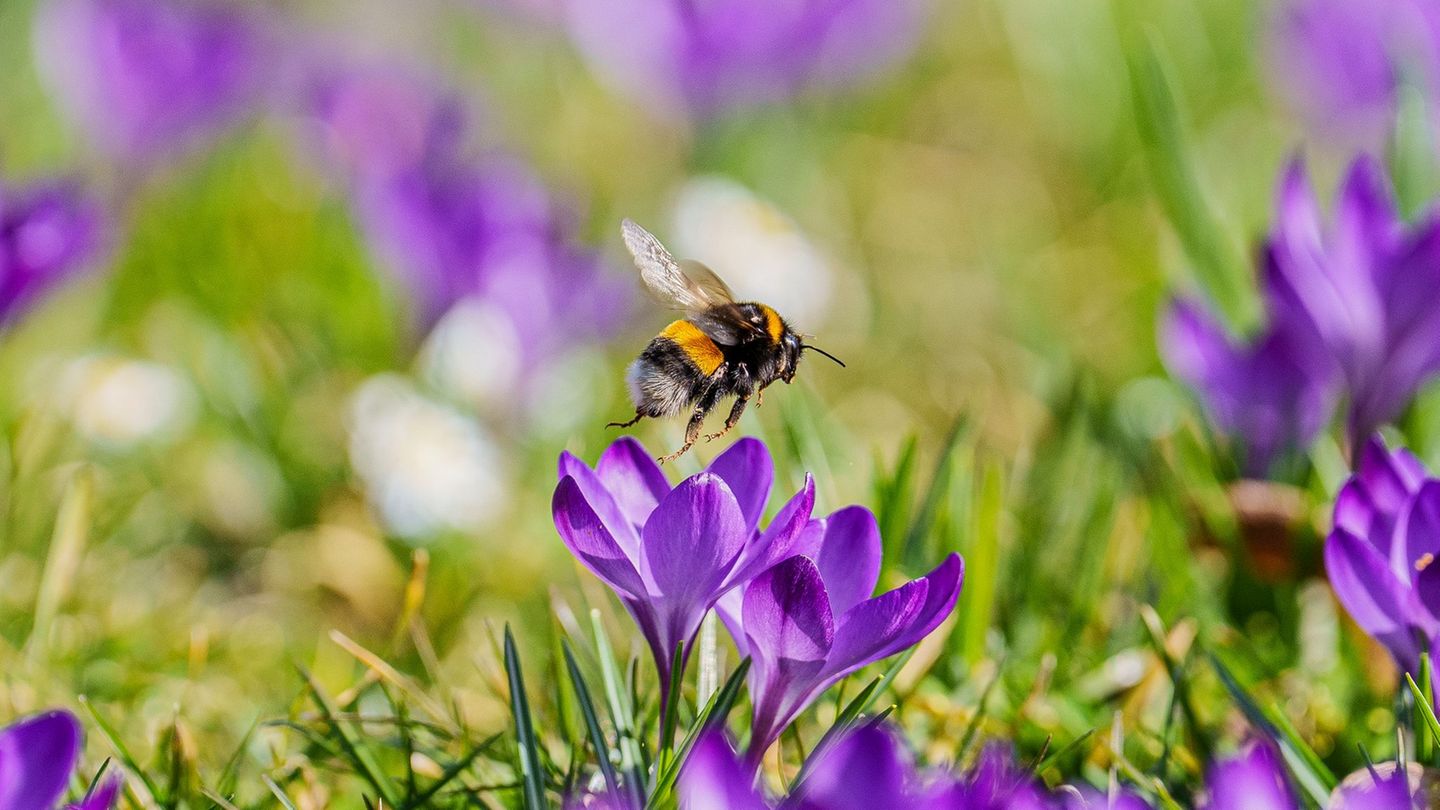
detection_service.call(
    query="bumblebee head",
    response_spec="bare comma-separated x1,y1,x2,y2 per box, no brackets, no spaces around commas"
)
779,331,804,383
782,332,844,383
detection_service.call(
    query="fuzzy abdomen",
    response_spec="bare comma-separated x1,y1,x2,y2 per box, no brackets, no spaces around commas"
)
626,321,723,417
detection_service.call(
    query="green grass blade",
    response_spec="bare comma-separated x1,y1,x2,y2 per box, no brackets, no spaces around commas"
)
591,610,647,796
505,625,549,810
1406,673,1440,750
648,658,752,805
1125,27,1255,331
1139,606,1212,762
296,665,402,807
1210,654,1335,802
562,640,622,798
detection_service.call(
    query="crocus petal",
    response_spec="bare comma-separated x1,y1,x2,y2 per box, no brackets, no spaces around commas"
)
595,436,672,529
789,724,909,810
1204,743,1298,809
0,710,82,810
743,556,837,756
641,473,748,604
742,556,835,672
558,450,643,555
812,506,883,615
1325,528,1424,670
679,732,770,810
707,438,774,535
1332,155,1401,281
1395,481,1440,581
553,476,647,598
825,553,963,679
68,777,123,810
724,474,816,590
1160,299,1240,400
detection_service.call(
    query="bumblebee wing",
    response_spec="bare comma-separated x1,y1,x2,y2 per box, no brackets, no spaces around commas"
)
621,219,735,311
689,305,766,346
677,259,736,305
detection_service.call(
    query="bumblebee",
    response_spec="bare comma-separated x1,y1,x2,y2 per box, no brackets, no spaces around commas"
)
609,219,844,463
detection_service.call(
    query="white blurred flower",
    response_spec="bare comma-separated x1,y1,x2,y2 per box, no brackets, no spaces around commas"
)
347,374,507,540
522,346,613,439
418,298,524,411
60,355,196,448
671,176,834,329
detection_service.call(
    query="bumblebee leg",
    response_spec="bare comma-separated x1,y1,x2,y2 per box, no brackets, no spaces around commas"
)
658,405,709,464
607,410,645,429
704,397,749,442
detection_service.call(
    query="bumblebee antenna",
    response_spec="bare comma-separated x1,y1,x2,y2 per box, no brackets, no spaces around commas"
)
801,344,846,367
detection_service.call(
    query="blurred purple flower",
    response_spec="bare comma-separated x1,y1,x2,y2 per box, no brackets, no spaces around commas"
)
308,65,628,349
33,0,266,161
679,731,770,809
1,180,104,328
1161,299,1336,476
1268,0,1440,149
1332,763,1433,808
786,724,964,810
1202,743,1298,809
942,744,1051,810
553,437,815,702
0,709,119,810
1323,434,1440,675
305,66,466,186
564,0,931,118
680,726,1047,810
1261,155,1440,444
0,711,79,810
716,505,962,764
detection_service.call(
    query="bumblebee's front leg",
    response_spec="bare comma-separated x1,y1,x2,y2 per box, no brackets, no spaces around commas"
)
658,404,709,464
704,396,749,442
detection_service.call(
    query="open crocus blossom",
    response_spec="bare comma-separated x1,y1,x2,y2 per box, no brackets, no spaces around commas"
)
0,709,119,810
553,437,815,699
1161,299,1335,476
1261,156,1440,445
721,505,962,763
564,0,930,119
1,180,104,328
1323,435,1437,674
33,0,267,162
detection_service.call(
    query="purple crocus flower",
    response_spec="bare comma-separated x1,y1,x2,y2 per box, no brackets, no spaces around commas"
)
678,731,770,810
945,744,1051,810
33,0,266,161
1332,763,1433,808
786,724,966,810
717,505,962,764
1261,155,1440,445
304,66,466,187
1201,740,1430,809
1,180,104,328
1202,743,1298,809
1268,0,1440,149
553,437,815,701
0,709,119,810
309,65,628,346
564,0,931,118
1161,299,1335,476
1323,434,1439,674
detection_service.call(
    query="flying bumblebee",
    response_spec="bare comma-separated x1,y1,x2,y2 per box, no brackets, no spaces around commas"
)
609,219,844,463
